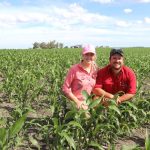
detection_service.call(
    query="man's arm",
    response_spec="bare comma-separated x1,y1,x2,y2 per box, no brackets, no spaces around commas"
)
117,93,135,104
116,68,136,104
93,88,114,99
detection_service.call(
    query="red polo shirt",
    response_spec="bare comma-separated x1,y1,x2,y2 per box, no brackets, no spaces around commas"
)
94,65,136,94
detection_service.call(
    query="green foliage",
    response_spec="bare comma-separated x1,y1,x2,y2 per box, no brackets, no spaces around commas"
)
0,48,149,149
0,113,28,150
145,129,150,150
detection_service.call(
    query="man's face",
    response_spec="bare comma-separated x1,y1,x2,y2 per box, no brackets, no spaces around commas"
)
109,54,124,70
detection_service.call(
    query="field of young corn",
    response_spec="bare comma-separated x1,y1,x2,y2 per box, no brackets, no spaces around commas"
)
0,48,150,150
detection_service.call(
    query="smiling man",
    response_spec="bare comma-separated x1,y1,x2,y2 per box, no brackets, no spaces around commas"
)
93,48,136,105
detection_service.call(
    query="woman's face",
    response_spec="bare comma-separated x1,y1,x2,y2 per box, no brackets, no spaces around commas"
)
82,52,96,64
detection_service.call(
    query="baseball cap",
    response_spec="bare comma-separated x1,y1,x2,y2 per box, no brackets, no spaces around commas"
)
82,44,96,55
110,48,124,57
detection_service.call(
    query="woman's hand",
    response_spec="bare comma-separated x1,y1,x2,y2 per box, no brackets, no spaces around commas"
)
76,101,88,110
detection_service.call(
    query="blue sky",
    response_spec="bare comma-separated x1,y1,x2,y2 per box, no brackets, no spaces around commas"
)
0,0,150,49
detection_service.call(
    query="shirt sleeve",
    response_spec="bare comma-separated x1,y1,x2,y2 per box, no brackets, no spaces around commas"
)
94,70,103,89
127,69,136,94
62,67,75,96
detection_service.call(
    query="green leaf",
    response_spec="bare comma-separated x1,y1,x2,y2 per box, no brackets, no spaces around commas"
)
0,128,7,146
109,99,117,105
82,90,89,100
95,105,105,114
0,119,6,127
60,131,76,150
68,121,84,132
93,124,102,135
52,118,59,129
121,124,131,133
50,105,55,117
29,135,40,150
108,105,121,115
9,113,28,138
145,129,150,150
89,99,100,109
124,101,137,110
129,113,137,122
65,110,76,120
88,141,104,150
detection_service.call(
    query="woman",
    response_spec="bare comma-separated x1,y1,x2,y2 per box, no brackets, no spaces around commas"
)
62,44,97,110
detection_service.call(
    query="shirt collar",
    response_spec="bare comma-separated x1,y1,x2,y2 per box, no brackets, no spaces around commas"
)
78,62,93,74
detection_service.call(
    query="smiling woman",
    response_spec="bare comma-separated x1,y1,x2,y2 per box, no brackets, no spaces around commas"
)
62,44,98,110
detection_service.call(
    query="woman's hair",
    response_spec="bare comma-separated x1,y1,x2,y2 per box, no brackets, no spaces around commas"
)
92,61,99,72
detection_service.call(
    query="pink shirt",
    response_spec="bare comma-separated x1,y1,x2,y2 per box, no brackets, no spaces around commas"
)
62,63,97,101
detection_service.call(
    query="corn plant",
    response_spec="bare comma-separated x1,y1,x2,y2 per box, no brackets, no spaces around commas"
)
145,129,150,150
0,112,28,150
0,47,149,149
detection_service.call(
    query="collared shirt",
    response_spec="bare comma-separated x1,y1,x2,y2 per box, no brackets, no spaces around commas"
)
94,65,136,94
62,63,97,101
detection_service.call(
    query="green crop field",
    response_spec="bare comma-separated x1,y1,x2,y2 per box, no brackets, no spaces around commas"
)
0,48,150,150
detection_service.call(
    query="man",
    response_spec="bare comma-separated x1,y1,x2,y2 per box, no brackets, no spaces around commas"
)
93,48,136,105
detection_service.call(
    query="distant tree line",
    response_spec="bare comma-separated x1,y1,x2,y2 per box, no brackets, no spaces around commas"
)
33,40,64,49
33,41,112,49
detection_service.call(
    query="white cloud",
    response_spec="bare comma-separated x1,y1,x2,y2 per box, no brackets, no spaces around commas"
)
124,8,133,14
0,1,11,7
137,0,150,3
0,1,150,48
144,17,150,23
115,20,131,27
90,0,114,4
136,20,143,24
0,3,113,30
1,23,150,48
53,3,112,25
0,12,53,26
0,26,132,49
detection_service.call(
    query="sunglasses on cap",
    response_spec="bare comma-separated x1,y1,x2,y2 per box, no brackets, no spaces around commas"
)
110,48,124,57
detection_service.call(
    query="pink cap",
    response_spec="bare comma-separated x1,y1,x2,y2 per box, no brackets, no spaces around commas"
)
82,44,96,55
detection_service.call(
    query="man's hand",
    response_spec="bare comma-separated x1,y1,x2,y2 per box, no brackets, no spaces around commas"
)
101,97,109,107
116,97,122,105
116,93,135,105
